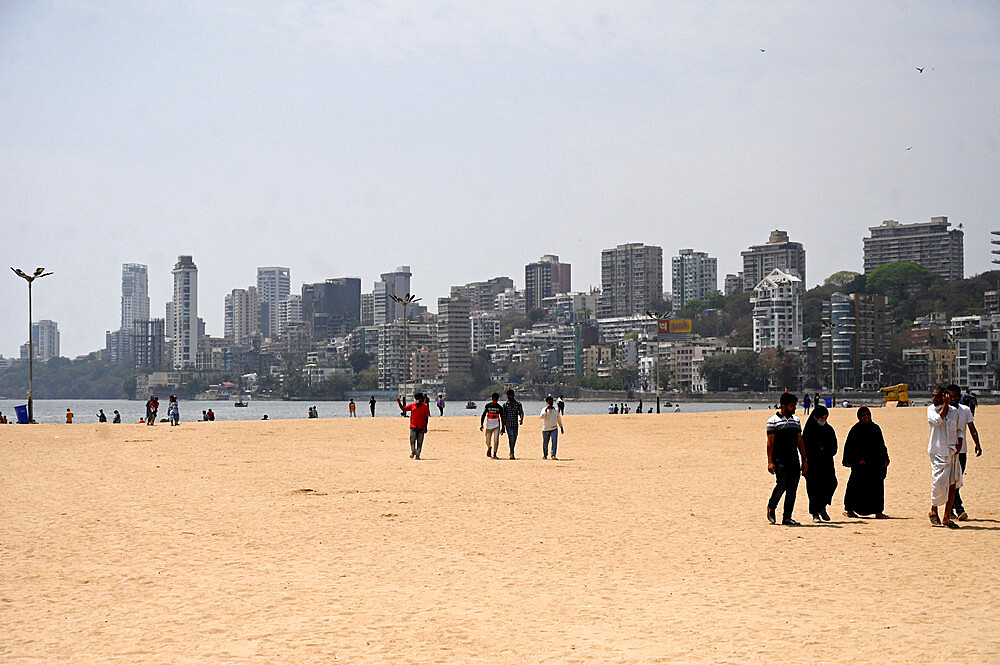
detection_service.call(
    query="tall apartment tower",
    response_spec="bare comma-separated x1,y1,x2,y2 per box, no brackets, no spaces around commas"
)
598,243,663,318
751,268,803,352
301,278,362,339
863,216,964,279
256,267,291,338
374,266,412,325
437,296,472,379
277,294,304,337
29,320,60,360
525,255,571,310
741,230,806,292
224,286,260,345
450,276,515,312
671,249,718,309
121,263,150,332
171,255,198,369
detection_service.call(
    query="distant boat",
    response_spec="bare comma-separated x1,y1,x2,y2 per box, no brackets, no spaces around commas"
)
234,390,249,407
234,401,248,407
465,401,477,409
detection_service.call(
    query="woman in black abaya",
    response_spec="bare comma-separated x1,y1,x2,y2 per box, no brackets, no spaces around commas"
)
842,406,890,518
802,404,838,522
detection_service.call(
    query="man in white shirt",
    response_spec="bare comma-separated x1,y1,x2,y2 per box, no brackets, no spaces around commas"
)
948,384,984,521
927,386,962,528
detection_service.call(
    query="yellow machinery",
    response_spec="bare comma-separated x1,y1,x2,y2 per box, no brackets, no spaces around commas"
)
880,383,910,407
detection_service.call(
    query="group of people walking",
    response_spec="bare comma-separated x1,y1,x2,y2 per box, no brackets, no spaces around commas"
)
392,389,565,461
765,385,983,527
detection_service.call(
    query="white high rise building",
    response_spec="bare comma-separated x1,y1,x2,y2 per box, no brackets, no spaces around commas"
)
374,266,412,325
278,294,304,337
224,286,260,345
751,268,803,352
256,267,290,338
671,249,717,309
24,319,60,361
121,263,150,332
470,312,501,354
171,255,198,369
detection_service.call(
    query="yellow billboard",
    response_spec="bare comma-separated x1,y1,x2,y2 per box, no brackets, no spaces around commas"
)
658,319,692,334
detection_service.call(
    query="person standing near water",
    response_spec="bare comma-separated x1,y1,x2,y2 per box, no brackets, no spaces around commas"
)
369,396,376,417
802,404,837,522
437,395,446,416
66,408,74,424
145,395,158,426
842,406,889,519
348,399,357,417
540,396,564,460
802,394,811,415
557,395,565,415
480,393,503,459
167,396,180,426
765,392,808,526
397,393,430,460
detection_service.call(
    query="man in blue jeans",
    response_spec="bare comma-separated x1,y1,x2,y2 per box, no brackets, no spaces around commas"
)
540,395,564,460
500,389,524,459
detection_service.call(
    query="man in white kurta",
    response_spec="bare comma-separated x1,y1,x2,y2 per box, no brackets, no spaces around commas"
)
927,387,962,528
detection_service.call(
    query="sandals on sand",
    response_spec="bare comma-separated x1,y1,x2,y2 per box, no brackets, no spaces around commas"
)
928,512,942,526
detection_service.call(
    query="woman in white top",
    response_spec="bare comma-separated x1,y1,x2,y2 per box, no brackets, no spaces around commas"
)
540,395,565,460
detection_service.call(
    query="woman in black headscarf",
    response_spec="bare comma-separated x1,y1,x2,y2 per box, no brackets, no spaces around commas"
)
842,406,890,518
802,404,838,522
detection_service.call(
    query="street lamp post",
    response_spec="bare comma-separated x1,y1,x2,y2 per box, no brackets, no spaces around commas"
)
645,311,661,413
388,291,421,404
11,267,53,424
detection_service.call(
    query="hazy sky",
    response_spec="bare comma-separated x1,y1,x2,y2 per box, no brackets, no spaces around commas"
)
2,1,998,358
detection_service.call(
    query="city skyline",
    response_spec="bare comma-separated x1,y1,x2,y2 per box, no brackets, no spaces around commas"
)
2,2,998,357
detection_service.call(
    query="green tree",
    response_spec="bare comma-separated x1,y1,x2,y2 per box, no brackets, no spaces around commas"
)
866,262,933,303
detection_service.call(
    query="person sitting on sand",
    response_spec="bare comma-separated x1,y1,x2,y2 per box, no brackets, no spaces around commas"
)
207,409,215,421
97,409,107,423
112,410,121,424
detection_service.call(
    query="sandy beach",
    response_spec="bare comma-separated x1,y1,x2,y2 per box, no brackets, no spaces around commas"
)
2,406,998,664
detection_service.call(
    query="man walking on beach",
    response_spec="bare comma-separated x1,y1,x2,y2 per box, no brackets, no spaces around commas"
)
948,384,983,520
369,396,376,417
397,392,430,460
501,388,524,459
927,386,962,528
480,393,503,458
765,392,809,526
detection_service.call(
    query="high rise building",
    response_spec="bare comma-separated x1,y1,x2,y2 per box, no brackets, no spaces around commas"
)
751,268,803,352
377,320,435,390
171,255,198,369
470,312,501,354
437,296,472,379
450,276,515,312
598,243,663,318
863,216,964,279
121,263,150,332
224,286,260,345
525,256,571,310
256,267,291,338
360,292,375,326
374,266,412,325
132,319,166,370
278,294,304,337
742,231,806,292
671,249,718,308
301,278,362,339
23,319,60,361
724,272,744,296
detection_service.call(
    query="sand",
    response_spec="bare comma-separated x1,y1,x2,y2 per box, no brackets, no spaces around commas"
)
2,406,998,664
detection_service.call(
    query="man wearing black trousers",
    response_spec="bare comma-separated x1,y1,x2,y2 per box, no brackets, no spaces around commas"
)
766,392,809,526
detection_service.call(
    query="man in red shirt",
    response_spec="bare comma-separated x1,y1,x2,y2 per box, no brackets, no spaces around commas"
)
397,392,430,460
